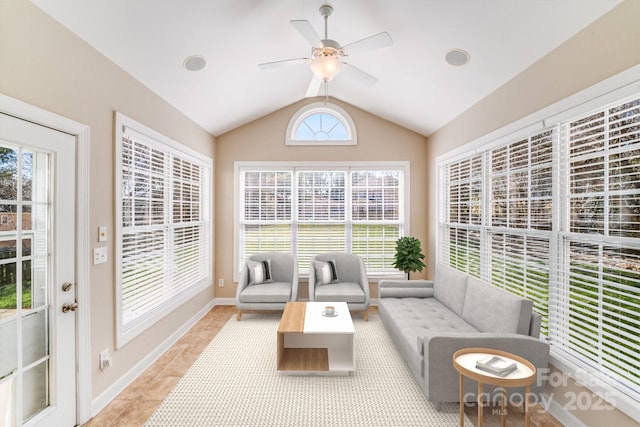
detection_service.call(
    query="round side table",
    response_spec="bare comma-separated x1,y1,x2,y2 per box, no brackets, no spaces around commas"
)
453,347,536,427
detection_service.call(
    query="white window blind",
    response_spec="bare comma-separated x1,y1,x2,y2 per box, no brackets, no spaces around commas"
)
351,170,401,273
296,171,346,271
490,131,553,230
438,94,640,405
489,232,550,335
116,114,211,347
551,97,640,398
441,154,483,277
240,170,292,257
237,163,406,277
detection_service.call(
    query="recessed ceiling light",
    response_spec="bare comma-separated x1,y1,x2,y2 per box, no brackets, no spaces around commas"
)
183,55,207,72
445,49,470,67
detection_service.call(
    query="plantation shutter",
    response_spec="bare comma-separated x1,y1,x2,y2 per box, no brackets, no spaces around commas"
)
552,97,640,395
121,132,169,327
239,170,292,267
172,159,208,293
487,130,554,334
489,232,550,335
490,131,553,230
296,170,346,272
237,163,407,277
438,92,640,403
351,170,402,273
118,123,211,340
442,154,483,277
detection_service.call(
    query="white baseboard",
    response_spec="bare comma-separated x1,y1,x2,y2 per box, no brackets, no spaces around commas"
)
545,393,588,427
90,299,216,417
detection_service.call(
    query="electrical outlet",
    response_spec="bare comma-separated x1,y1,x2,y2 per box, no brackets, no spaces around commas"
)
99,349,112,370
93,247,108,265
218,278,224,287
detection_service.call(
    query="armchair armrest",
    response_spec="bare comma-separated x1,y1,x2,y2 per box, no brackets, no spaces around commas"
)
235,264,250,300
378,279,435,298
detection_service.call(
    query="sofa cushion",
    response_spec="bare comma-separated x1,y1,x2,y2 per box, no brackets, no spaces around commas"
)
239,281,291,303
247,259,272,285
314,282,365,303
433,265,468,315
461,276,533,335
313,260,339,285
378,297,477,357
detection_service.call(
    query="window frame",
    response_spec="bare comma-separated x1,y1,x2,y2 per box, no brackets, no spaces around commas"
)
114,112,213,348
234,161,409,281
285,102,357,146
436,66,640,421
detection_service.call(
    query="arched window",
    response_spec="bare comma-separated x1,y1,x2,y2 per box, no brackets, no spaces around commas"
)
286,102,357,145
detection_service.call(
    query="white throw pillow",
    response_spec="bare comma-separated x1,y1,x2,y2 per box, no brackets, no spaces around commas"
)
313,260,339,285
247,259,272,285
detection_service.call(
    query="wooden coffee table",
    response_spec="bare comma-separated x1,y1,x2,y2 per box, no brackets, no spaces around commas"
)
277,301,355,375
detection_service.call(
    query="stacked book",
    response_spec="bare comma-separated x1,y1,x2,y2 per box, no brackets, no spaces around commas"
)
475,355,517,377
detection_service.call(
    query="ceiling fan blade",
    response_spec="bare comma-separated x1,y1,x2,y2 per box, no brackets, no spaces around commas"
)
342,63,378,85
290,20,323,49
258,57,308,70
341,32,393,55
305,76,323,97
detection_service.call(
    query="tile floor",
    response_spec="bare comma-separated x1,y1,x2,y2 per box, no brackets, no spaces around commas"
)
83,305,236,427
83,305,560,427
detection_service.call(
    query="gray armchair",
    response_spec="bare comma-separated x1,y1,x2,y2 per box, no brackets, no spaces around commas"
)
236,252,298,320
308,252,370,320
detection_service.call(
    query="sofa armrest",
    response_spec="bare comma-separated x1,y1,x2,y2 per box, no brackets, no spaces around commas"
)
529,312,542,337
422,332,550,403
378,280,435,298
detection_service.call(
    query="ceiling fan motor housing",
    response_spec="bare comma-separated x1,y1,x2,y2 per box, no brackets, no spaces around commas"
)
313,39,343,59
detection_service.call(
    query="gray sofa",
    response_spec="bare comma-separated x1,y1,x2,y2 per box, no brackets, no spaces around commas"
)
378,265,549,408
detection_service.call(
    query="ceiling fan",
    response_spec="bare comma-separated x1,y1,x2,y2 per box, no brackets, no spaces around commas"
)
258,4,393,97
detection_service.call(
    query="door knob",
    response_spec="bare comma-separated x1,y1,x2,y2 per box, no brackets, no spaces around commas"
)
62,301,78,313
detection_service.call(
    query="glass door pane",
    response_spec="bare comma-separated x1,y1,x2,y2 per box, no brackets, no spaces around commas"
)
0,147,50,424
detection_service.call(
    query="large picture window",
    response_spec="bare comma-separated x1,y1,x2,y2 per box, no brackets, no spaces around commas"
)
236,162,407,277
438,93,640,409
115,113,212,347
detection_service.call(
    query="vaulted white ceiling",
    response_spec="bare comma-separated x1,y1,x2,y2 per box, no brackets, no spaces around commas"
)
31,0,621,137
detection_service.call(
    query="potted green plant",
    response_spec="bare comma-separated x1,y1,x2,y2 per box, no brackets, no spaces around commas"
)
392,236,426,280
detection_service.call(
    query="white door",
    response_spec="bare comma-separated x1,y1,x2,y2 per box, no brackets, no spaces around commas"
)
0,113,77,426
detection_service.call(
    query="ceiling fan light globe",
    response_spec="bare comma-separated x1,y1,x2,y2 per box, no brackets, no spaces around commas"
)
310,56,342,82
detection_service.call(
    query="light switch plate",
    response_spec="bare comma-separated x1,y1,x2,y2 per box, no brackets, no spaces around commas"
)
98,226,108,242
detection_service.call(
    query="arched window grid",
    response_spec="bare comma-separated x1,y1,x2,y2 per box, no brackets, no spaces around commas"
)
286,102,357,146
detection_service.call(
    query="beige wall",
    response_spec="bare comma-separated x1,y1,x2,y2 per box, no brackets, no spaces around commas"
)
215,97,429,300
427,1,640,426
0,0,216,398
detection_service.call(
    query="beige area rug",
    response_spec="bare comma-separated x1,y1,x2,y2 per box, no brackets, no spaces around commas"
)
145,313,472,426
